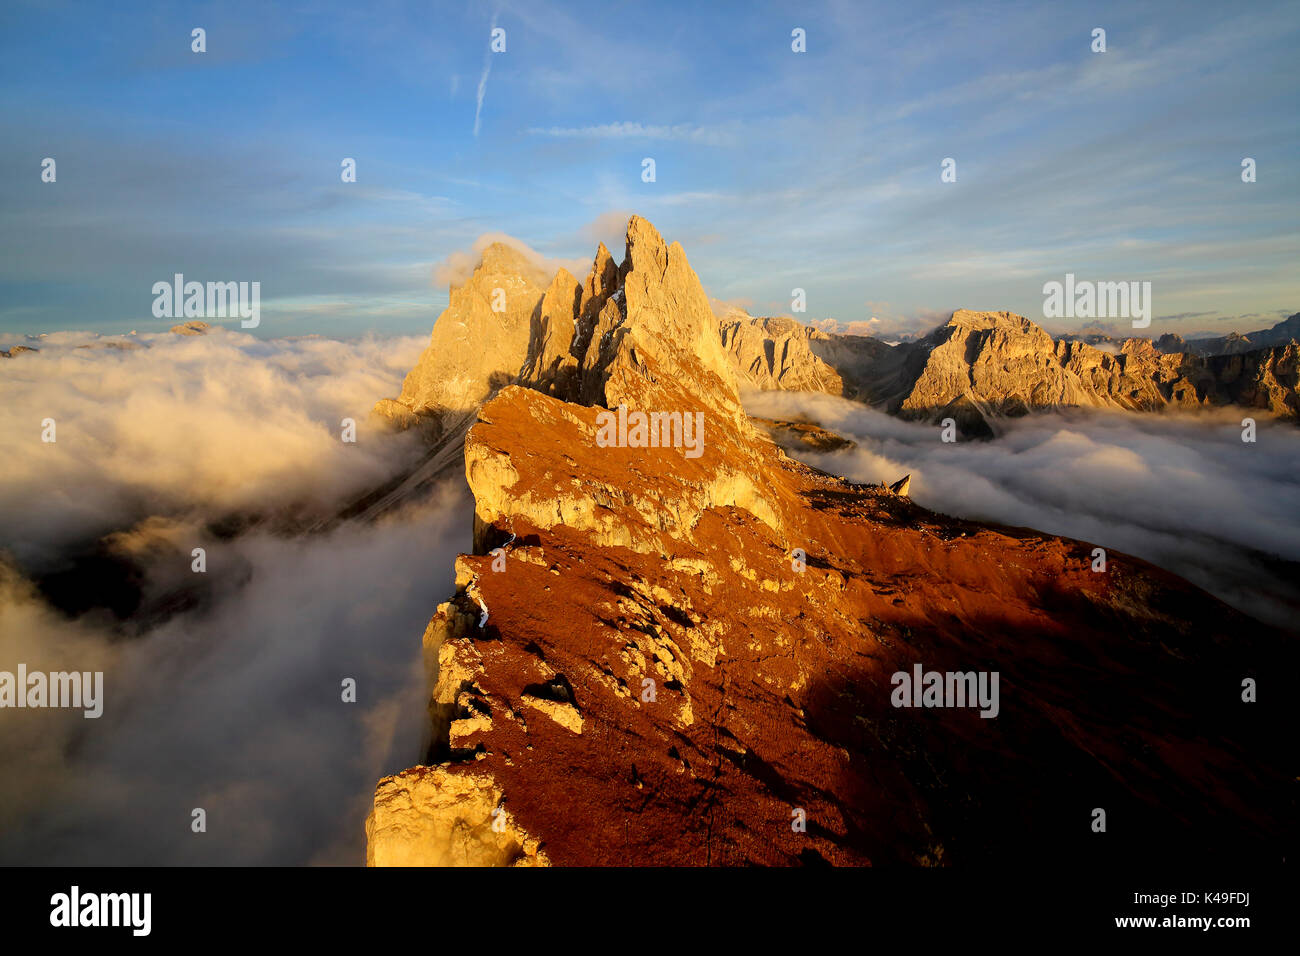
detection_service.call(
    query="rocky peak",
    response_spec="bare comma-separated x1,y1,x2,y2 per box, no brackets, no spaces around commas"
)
516,215,745,423
718,312,844,396
578,241,620,328
937,309,1041,336
1154,332,1187,354
373,241,548,433
613,215,743,413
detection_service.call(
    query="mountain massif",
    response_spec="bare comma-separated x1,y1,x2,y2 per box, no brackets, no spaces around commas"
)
364,217,1289,866
722,308,1299,438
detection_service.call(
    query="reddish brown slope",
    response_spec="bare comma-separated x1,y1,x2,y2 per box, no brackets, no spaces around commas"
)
368,385,1285,866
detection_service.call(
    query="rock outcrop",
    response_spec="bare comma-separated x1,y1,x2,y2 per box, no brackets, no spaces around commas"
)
887,473,911,496
365,218,1288,866
373,241,550,435
719,311,843,395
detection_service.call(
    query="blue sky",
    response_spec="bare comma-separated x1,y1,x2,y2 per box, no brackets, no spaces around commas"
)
1,0,1296,340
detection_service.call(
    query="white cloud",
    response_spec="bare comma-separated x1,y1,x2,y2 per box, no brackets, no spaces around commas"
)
0,331,472,864
0,330,428,565
432,232,590,289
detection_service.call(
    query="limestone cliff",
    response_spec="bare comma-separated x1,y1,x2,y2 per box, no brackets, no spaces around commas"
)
373,242,548,435
719,311,843,395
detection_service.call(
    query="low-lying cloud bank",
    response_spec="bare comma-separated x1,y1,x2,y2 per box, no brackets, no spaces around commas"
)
0,329,429,567
0,329,471,864
744,390,1300,631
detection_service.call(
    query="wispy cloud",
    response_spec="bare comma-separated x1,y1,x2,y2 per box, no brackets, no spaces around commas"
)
474,13,497,138
524,122,739,146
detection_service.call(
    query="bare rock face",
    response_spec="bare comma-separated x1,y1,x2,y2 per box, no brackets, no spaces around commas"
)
517,217,748,422
899,310,1101,427
719,311,844,395
1205,341,1300,418
169,320,210,335
366,766,548,866
365,218,1288,867
805,329,899,402
375,242,548,429
517,267,583,398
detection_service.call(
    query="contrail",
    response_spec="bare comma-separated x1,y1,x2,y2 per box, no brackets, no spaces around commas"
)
474,13,497,138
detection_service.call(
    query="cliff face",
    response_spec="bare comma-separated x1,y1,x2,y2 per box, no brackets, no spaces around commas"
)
719,311,843,395
373,242,548,435
364,218,1287,866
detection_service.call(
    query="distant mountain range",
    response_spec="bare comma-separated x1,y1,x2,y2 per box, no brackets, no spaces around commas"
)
724,309,1299,438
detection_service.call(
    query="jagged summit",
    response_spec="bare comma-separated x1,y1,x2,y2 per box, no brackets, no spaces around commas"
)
893,308,1299,435
376,215,743,431
720,312,844,394
373,240,544,434
475,240,534,276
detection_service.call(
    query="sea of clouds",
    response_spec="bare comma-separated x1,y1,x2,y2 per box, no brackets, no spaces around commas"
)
744,389,1300,632
0,329,472,864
